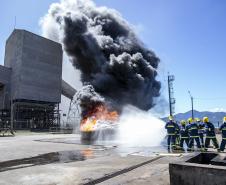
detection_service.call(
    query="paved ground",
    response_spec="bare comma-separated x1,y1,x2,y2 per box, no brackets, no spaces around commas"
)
0,132,212,185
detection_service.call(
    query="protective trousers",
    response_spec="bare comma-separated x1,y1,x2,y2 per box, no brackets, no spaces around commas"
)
188,137,201,149
220,139,226,151
205,137,219,149
199,133,204,147
180,138,189,148
167,135,176,149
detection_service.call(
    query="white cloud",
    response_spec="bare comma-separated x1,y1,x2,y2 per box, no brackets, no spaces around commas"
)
209,108,226,113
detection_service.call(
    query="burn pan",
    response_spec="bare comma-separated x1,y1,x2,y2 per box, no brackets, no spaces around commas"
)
81,128,117,142
81,131,97,142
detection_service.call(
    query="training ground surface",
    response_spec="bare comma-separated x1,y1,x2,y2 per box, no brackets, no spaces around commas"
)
0,132,210,185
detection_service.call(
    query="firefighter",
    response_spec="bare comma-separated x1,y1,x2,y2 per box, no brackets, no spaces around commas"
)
187,118,201,151
196,118,205,148
175,121,181,149
165,116,176,150
203,117,219,151
219,117,226,152
179,120,189,150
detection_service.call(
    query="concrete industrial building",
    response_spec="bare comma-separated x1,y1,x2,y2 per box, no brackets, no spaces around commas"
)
0,29,76,130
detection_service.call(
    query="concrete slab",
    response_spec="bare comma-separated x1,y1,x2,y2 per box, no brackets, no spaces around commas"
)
98,157,180,185
0,155,159,185
0,133,184,185
211,153,226,166
169,152,226,185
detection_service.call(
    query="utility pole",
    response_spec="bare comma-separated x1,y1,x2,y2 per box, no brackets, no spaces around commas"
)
188,91,194,119
168,73,176,116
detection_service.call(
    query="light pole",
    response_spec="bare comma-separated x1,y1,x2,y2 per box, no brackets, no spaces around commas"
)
188,91,194,119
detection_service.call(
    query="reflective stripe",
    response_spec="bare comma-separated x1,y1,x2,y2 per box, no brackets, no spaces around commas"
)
222,129,226,130
168,134,175,136
181,137,189,139
167,125,175,128
189,128,197,130
206,136,216,139
190,136,199,138
223,138,226,140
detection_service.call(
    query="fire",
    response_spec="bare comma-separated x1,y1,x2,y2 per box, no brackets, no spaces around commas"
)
80,105,118,132
81,149,93,158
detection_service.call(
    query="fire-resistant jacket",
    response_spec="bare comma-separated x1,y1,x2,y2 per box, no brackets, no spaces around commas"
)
175,123,180,135
186,122,199,138
180,125,189,139
205,122,216,138
165,121,177,135
219,122,226,139
198,122,206,134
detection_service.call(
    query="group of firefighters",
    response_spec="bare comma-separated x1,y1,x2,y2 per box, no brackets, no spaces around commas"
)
165,116,226,152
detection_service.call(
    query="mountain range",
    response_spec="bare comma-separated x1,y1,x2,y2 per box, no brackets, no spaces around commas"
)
163,110,226,127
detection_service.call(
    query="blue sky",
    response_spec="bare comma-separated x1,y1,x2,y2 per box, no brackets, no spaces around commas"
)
1,0,226,114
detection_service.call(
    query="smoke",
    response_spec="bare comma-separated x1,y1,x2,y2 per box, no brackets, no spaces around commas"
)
40,0,161,112
75,85,104,117
117,106,166,147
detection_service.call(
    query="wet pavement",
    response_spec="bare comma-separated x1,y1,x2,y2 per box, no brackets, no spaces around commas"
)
35,136,169,157
0,133,184,185
0,150,86,172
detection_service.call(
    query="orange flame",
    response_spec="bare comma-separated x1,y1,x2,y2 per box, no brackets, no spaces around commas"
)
80,105,118,132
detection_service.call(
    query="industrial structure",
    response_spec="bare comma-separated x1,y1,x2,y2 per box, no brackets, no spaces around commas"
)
0,29,76,130
168,73,176,116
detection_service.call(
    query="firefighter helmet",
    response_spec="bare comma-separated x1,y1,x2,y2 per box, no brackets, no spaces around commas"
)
168,116,173,121
223,117,226,123
195,118,201,122
187,118,193,123
180,120,186,125
203,117,209,123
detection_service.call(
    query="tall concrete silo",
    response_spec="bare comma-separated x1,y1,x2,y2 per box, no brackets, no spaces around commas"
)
0,29,76,130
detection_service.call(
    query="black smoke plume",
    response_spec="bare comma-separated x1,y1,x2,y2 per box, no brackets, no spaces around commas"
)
76,85,104,117
41,0,161,112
